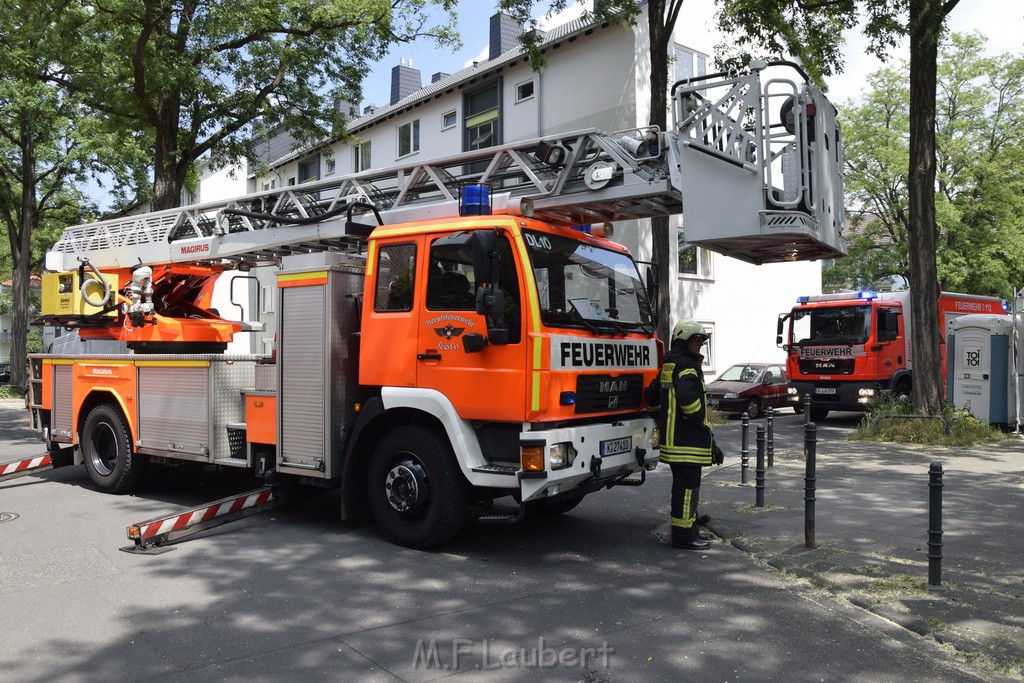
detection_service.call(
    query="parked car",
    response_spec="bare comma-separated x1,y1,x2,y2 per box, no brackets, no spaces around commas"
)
0,362,9,384
706,363,788,419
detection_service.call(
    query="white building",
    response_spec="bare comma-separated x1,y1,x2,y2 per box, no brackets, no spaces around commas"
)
200,4,824,378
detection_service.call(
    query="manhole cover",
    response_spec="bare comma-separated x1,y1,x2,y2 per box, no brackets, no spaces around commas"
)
0,512,19,523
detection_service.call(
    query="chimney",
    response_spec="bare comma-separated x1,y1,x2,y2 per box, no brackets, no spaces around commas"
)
489,12,522,61
363,104,377,116
431,72,450,84
390,58,422,105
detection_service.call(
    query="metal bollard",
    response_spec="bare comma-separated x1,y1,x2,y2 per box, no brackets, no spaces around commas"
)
755,425,766,508
804,421,817,549
927,462,945,590
804,392,811,425
766,406,775,468
740,412,750,485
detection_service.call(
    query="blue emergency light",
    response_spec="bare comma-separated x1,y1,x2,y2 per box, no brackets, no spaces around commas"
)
857,290,877,300
459,184,492,216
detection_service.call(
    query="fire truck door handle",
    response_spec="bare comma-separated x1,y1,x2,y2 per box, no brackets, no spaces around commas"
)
418,353,442,361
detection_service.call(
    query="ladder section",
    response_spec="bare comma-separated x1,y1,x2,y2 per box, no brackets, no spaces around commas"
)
47,127,676,271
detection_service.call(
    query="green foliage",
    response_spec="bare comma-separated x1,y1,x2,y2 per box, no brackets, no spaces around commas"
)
48,0,459,209
852,392,1008,446
0,385,24,398
829,34,1024,299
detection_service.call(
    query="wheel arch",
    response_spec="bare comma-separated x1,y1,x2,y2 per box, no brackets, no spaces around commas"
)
76,390,136,447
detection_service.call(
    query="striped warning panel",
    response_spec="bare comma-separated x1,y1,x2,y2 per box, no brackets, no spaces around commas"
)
127,486,277,547
0,454,52,481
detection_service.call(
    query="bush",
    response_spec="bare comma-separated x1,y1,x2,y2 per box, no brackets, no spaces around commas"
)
0,385,25,399
852,393,1007,446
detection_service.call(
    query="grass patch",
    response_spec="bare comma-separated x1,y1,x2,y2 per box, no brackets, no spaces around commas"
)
0,385,25,399
850,394,1008,447
868,573,930,594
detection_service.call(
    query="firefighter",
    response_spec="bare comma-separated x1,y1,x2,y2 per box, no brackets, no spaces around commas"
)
647,318,724,550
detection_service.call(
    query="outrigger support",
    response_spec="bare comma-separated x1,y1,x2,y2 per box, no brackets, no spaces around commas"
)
120,485,281,554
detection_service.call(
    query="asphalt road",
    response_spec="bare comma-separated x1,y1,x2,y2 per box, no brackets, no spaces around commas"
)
0,402,1000,682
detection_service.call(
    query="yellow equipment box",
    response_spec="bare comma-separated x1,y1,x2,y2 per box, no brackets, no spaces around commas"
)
42,271,119,317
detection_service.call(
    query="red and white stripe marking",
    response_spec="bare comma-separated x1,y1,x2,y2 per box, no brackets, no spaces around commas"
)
137,487,275,540
0,454,52,477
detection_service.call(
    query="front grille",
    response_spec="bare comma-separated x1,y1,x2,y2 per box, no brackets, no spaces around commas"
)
798,357,855,375
574,374,643,414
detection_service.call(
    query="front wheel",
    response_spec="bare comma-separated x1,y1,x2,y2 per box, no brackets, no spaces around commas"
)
81,404,146,493
743,398,761,419
809,407,830,422
792,402,805,415
367,425,466,549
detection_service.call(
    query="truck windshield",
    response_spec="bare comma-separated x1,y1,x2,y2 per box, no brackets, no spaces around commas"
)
791,305,870,345
522,229,655,335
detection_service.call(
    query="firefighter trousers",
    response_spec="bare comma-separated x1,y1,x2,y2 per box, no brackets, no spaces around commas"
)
669,462,702,532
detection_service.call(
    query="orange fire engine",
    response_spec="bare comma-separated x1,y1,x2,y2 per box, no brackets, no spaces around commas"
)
16,62,846,548
777,289,1007,421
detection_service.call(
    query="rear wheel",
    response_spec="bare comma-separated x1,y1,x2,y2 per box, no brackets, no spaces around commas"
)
367,425,466,549
81,404,146,493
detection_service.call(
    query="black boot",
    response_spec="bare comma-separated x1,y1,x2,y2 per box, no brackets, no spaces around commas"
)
672,528,711,550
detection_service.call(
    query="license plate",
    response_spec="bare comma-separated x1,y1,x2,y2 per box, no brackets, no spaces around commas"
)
600,437,632,456
816,387,837,395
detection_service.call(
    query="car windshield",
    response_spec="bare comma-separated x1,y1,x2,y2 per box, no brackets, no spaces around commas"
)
522,229,655,335
791,305,870,344
717,365,764,383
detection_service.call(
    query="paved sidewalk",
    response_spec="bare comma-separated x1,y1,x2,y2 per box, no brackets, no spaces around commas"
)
691,420,1024,680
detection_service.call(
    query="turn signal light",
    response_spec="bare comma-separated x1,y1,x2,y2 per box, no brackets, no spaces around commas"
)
127,525,141,540
521,446,545,472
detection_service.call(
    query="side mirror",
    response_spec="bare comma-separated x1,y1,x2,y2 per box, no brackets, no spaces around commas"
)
463,333,488,353
471,229,496,286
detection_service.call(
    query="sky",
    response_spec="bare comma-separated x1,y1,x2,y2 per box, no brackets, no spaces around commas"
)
359,0,1024,110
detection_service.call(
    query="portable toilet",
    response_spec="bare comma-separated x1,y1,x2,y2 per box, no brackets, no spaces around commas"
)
947,314,1012,424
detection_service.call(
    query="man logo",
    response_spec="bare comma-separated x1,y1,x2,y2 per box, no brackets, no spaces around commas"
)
599,380,627,393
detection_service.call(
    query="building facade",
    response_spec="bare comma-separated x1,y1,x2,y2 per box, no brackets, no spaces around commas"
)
200,2,824,377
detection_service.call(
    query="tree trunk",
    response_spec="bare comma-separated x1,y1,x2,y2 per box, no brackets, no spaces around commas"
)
648,1,672,342
907,0,947,415
10,116,35,391
150,95,185,211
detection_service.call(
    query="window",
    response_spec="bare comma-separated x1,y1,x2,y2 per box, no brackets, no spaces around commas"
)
298,156,319,184
287,176,296,186
465,82,500,173
442,110,457,130
677,223,712,279
325,158,336,175
515,80,535,102
398,119,420,157
374,243,416,312
261,286,274,313
697,321,715,371
673,45,708,85
354,140,371,172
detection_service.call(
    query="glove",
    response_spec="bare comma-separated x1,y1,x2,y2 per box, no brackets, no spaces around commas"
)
712,442,725,466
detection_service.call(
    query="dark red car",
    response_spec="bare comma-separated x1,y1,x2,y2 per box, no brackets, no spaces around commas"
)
706,363,789,419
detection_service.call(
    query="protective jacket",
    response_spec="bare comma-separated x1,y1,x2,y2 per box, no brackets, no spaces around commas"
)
649,345,713,465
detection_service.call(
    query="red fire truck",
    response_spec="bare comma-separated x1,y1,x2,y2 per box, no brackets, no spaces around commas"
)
777,289,1006,420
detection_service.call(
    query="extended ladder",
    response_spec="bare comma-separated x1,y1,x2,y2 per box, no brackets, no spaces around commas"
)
47,61,845,271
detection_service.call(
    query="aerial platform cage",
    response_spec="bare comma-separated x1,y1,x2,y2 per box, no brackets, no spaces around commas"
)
669,60,846,265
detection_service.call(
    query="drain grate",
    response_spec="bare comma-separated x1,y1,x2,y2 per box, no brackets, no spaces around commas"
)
0,512,19,523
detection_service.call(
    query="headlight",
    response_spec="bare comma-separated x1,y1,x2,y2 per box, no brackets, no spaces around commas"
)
788,387,798,396
858,388,876,397
549,442,572,470
724,392,738,399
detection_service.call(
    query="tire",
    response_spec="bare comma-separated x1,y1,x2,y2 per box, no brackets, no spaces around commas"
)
743,398,761,420
81,404,146,494
894,382,912,403
792,402,805,415
367,425,466,549
809,406,830,422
